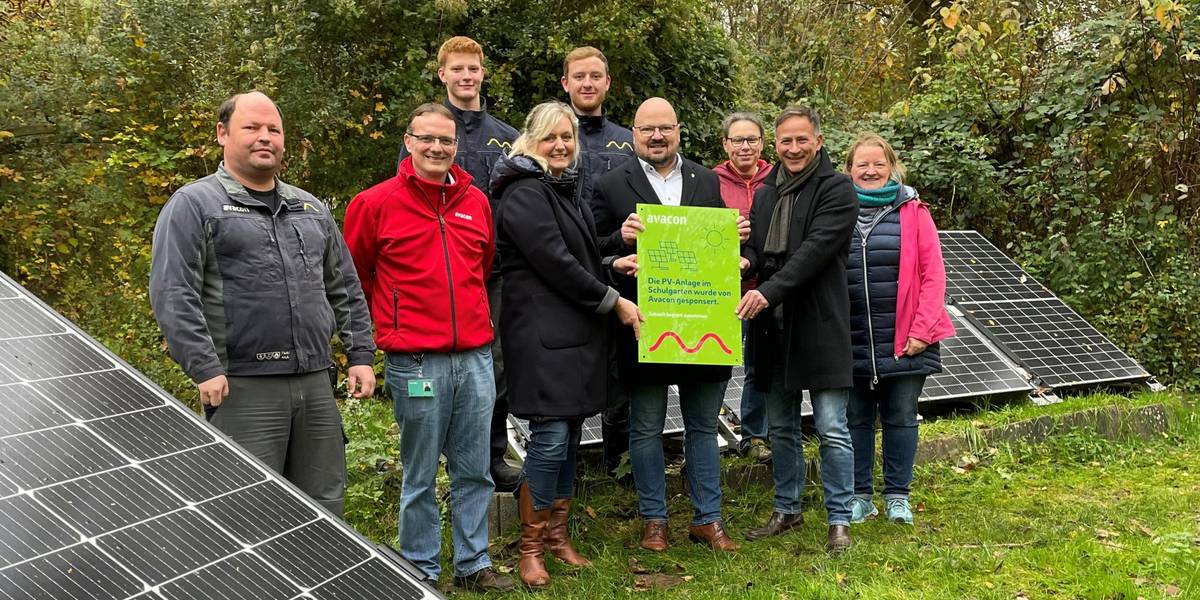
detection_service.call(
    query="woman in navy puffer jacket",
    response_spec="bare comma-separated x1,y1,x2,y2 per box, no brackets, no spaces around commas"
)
843,133,955,525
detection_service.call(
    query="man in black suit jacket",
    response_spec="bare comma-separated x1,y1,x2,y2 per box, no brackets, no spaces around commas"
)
591,97,748,553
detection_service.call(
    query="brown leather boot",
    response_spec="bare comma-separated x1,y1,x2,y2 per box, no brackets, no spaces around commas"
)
826,524,852,554
688,519,741,551
544,499,592,567
640,520,670,552
516,481,551,588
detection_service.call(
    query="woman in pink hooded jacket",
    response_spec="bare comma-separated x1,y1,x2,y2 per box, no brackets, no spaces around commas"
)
842,132,955,525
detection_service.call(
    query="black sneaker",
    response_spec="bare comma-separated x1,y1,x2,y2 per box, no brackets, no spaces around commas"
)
454,567,515,593
491,459,522,493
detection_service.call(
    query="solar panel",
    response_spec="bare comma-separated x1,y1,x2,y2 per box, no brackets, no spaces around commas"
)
511,385,691,449
960,299,1150,389
0,272,438,600
939,231,1054,302
919,311,1034,401
720,366,813,426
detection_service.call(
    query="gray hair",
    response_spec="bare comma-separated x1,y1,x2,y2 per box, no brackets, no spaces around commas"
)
721,112,765,138
774,105,821,135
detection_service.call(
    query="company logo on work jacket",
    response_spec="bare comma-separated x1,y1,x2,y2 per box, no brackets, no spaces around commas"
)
606,141,633,151
222,205,251,213
256,350,292,361
486,138,512,150
454,211,474,222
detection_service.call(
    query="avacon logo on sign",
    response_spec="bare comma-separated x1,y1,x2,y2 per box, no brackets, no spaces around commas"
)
646,214,688,225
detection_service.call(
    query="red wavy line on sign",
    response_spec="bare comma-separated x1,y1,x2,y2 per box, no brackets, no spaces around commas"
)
647,331,733,354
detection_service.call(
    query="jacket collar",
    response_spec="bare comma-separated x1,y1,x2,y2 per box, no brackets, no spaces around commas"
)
216,162,304,211
625,154,703,206
576,109,608,135
714,159,771,187
443,98,488,135
397,156,473,208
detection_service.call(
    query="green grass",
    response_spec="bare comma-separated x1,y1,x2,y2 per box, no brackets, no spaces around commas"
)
344,393,1200,598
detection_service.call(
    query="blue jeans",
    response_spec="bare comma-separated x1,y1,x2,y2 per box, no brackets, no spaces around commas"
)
628,382,724,525
523,419,582,510
385,347,495,581
847,375,924,498
764,365,853,526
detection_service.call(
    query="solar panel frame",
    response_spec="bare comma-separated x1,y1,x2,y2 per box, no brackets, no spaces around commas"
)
0,272,439,600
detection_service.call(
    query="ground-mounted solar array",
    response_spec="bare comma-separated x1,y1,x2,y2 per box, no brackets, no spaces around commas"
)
0,271,439,600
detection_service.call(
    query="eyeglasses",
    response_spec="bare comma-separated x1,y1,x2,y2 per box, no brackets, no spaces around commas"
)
633,124,678,137
726,136,762,147
405,131,458,147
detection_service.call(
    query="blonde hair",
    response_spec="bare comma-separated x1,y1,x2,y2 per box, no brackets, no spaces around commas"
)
437,36,484,66
845,132,906,184
509,101,580,172
563,46,609,77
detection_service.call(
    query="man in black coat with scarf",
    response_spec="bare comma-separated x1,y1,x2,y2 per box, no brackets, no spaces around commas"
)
592,97,748,553
736,106,859,553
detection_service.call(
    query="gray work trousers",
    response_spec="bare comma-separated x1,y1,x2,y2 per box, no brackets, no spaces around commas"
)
209,371,346,516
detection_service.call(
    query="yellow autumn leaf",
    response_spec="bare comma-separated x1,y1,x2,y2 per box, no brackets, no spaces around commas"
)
375,102,385,112
133,36,145,48
0,131,13,140
941,5,960,29
369,131,383,139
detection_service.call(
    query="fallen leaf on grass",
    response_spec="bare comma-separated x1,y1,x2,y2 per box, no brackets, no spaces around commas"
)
984,581,994,589
584,506,598,519
1129,519,1153,537
1133,577,1149,586
495,565,513,574
633,573,688,590
1165,584,1182,597
916,502,926,513
627,557,651,574
1015,593,1030,600
836,572,848,589
955,455,979,472
1095,528,1121,539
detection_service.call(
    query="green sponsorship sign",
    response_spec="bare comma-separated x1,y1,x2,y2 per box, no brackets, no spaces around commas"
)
636,204,742,366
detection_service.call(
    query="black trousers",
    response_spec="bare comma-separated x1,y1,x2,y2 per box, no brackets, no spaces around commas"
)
488,275,509,462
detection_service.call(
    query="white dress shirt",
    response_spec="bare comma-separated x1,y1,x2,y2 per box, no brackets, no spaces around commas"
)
637,154,684,206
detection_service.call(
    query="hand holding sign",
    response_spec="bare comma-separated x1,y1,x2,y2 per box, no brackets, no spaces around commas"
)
621,213,645,247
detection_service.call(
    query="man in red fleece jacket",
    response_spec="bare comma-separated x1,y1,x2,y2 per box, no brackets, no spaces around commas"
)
343,103,513,593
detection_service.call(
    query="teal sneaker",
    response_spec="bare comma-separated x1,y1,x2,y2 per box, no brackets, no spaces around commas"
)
886,497,914,524
849,495,878,523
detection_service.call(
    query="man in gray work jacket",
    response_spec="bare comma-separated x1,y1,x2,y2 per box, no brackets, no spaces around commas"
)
149,90,376,516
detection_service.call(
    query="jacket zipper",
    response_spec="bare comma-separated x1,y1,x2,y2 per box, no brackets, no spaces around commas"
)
859,200,906,388
271,211,299,365
437,187,458,352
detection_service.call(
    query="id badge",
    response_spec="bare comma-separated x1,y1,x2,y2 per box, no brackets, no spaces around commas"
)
408,379,435,398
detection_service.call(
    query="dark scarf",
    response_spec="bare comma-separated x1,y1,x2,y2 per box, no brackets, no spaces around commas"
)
764,148,825,256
